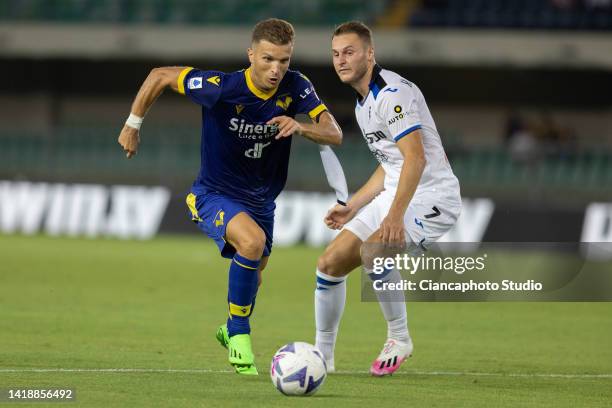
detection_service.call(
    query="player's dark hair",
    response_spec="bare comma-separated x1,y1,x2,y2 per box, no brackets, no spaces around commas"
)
333,21,373,46
252,18,295,45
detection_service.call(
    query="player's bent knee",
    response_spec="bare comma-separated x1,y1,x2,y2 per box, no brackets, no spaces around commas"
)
316,253,330,275
238,240,265,260
317,250,344,278
235,231,266,260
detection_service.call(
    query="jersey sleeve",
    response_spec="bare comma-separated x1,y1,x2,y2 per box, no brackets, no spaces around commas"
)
377,83,422,142
292,72,328,120
177,67,223,108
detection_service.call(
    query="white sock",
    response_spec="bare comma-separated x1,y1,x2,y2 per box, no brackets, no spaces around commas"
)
366,267,411,344
314,269,346,368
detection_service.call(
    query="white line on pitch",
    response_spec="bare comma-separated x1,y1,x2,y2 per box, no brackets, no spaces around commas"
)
0,368,611,379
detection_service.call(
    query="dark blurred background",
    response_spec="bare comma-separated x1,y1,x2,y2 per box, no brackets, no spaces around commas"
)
1,0,611,213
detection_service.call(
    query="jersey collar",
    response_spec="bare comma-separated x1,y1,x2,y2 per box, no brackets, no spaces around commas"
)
245,67,279,100
356,64,384,106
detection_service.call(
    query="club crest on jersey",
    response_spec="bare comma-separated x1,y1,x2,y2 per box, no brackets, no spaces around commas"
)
276,94,292,111
207,76,221,86
235,104,244,115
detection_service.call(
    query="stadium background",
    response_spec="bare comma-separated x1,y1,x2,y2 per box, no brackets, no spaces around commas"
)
1,1,611,406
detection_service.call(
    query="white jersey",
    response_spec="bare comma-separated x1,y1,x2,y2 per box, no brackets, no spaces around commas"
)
355,65,459,201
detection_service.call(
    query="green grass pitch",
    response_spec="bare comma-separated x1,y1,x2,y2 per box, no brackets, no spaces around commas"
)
0,234,611,407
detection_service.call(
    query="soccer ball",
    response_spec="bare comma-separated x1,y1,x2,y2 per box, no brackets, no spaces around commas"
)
270,342,327,396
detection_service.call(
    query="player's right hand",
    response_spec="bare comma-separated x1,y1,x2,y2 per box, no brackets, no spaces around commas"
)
324,203,355,230
118,125,140,159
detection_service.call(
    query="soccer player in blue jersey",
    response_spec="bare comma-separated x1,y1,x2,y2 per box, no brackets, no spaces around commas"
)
118,19,342,375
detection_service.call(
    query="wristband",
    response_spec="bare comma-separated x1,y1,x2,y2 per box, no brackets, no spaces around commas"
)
125,113,143,130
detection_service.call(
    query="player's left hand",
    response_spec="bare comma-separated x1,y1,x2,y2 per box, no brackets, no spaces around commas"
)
268,116,303,139
118,125,140,159
380,212,406,248
324,203,355,230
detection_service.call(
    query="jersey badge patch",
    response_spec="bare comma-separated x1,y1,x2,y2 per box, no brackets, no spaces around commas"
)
188,77,203,89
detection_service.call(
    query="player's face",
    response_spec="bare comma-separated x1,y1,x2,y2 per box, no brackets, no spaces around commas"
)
332,33,372,85
248,40,293,91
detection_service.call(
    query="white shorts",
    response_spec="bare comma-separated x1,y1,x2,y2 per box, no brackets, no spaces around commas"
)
344,189,461,247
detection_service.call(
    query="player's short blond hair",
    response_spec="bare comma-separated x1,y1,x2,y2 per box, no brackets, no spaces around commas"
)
333,21,373,46
252,18,295,45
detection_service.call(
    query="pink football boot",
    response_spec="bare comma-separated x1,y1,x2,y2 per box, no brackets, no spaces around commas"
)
369,338,413,376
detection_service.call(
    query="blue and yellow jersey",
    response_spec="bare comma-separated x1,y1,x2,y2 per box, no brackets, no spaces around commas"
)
178,66,327,209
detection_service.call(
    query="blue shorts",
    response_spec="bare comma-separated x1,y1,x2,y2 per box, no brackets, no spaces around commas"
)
186,190,274,259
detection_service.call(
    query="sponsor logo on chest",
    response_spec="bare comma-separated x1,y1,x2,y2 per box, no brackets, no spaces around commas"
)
228,118,278,140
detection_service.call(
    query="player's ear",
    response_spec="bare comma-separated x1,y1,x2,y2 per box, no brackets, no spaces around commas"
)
367,46,374,62
247,47,255,64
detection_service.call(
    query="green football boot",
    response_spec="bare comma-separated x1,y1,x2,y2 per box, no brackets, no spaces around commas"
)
215,324,258,375
215,324,230,349
228,333,258,375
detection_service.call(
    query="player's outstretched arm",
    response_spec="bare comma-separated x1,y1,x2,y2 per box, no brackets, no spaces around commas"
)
118,66,189,158
379,130,426,245
300,111,343,145
268,111,342,146
324,165,385,229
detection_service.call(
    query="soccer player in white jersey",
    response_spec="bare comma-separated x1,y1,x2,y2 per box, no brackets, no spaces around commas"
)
314,21,462,376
